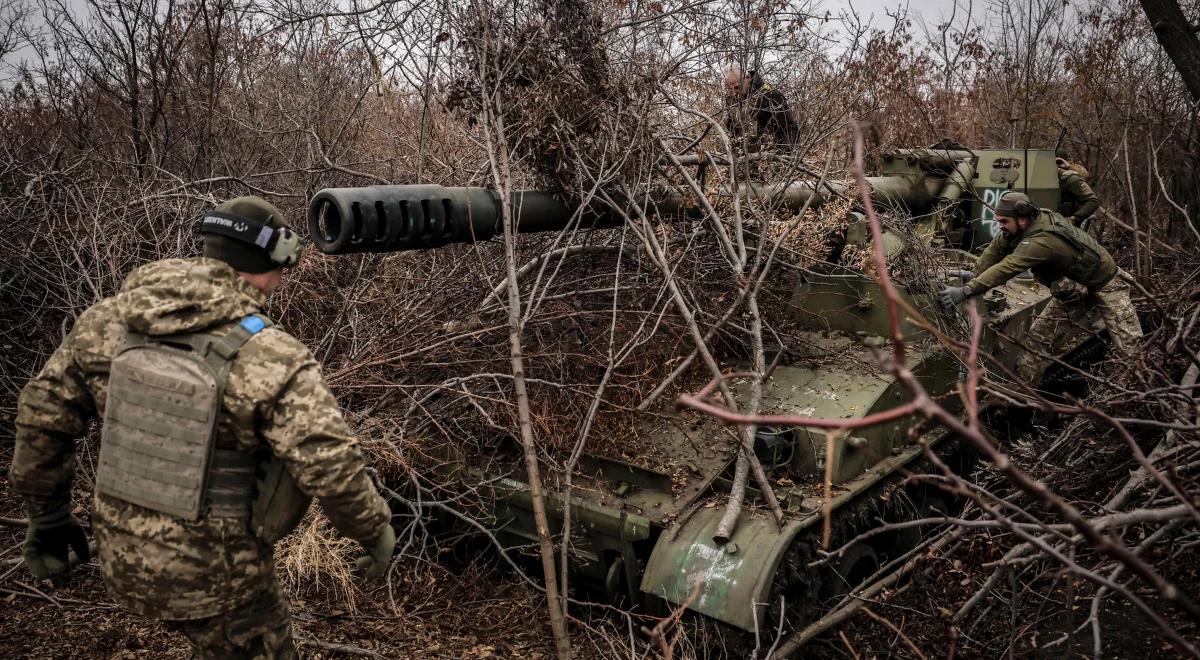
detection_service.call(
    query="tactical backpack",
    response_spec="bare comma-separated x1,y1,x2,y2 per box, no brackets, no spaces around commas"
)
96,315,311,542
1024,215,1117,293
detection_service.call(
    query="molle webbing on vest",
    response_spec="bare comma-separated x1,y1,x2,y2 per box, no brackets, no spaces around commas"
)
1026,217,1117,291
96,315,272,521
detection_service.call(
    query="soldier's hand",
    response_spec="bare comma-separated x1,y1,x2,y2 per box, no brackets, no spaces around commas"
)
938,285,973,309
946,269,975,281
356,524,396,580
23,508,90,585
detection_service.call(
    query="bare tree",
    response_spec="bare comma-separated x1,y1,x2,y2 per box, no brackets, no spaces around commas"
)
1141,0,1200,102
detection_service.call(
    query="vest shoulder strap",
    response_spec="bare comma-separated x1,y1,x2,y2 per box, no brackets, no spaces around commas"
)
203,314,273,381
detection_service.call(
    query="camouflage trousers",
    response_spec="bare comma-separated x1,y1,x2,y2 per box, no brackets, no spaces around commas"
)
1016,270,1143,383
164,580,295,660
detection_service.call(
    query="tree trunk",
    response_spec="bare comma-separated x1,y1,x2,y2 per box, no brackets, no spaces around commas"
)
483,98,573,660
1140,0,1200,102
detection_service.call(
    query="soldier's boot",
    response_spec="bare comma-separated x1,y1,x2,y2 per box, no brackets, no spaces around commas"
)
165,581,295,660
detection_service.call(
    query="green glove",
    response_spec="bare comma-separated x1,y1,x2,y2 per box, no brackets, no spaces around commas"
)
23,507,90,584
356,524,396,580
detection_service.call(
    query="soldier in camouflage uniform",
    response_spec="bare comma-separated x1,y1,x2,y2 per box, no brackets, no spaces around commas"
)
1055,154,1100,227
939,192,1142,384
11,196,396,659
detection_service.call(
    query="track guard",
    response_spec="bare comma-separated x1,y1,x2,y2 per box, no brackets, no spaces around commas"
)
640,508,806,631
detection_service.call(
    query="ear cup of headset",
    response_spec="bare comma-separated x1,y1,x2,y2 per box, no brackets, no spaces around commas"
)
269,227,303,267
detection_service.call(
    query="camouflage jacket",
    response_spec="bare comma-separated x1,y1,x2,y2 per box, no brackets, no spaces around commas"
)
1057,167,1100,224
969,211,1118,294
11,257,390,620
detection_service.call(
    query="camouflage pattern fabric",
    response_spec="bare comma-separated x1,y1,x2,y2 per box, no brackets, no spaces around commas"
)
11,257,390,620
164,579,295,660
1016,270,1143,383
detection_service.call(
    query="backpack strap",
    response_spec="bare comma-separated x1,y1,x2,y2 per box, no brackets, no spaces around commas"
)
212,314,273,360
202,314,273,518
160,314,272,381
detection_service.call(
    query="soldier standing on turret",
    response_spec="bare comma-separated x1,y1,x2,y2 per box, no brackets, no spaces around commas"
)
722,63,800,151
1055,150,1100,228
939,192,1142,384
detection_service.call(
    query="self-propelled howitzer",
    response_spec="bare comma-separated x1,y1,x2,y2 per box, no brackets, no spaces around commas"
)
307,146,1095,650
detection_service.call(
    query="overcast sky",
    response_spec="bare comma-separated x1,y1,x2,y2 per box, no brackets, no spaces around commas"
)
842,0,964,22
0,0,974,71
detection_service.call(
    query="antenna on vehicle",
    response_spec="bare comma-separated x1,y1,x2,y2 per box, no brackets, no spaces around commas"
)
1054,125,1069,155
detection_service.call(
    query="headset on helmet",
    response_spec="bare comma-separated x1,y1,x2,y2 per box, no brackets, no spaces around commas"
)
198,210,302,268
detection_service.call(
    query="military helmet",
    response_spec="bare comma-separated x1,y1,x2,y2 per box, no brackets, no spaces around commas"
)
995,191,1039,219
200,196,302,273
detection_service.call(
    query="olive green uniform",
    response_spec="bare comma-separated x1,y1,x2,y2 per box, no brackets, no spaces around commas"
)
11,257,391,658
967,211,1141,382
1057,167,1100,227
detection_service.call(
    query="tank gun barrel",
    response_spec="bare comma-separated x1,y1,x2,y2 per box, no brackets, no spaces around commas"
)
308,184,692,255
882,148,975,170
736,147,977,215
738,175,938,213
307,148,979,255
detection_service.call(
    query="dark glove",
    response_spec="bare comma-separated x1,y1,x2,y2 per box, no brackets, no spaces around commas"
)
938,285,974,308
23,507,90,584
946,269,975,281
356,524,396,580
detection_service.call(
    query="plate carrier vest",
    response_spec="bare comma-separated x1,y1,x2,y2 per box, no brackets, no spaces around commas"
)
1023,215,1117,293
96,315,273,521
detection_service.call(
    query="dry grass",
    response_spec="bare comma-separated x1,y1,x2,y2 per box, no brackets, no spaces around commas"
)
276,512,364,614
